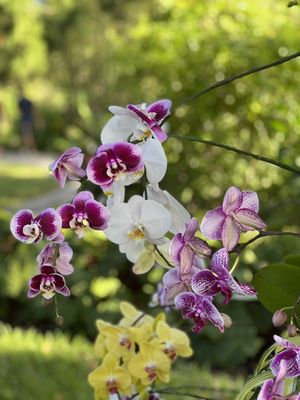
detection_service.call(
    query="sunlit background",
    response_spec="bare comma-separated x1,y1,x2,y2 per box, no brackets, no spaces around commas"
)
1,0,300,398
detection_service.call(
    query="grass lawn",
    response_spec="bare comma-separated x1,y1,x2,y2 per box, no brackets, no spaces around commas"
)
0,158,57,210
0,323,243,400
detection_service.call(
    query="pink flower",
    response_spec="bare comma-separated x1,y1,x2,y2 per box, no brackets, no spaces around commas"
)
270,336,300,378
200,186,266,251
28,264,70,299
57,191,109,238
170,218,211,274
49,147,86,188
10,208,62,244
37,242,74,275
86,142,144,192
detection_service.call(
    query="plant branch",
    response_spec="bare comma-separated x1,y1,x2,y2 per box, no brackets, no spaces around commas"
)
231,231,300,254
173,135,300,175
181,51,300,103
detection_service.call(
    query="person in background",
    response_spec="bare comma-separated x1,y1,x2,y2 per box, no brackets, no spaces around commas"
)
18,95,35,150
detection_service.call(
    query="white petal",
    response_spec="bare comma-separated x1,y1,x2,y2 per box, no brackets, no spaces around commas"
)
119,239,145,263
140,199,171,239
104,203,133,244
139,138,167,184
108,106,137,117
127,195,144,222
100,115,138,144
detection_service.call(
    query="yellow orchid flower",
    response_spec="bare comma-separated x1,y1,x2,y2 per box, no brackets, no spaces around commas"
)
94,319,111,359
101,325,134,361
127,342,171,386
119,301,153,327
88,353,131,399
130,313,165,346
156,320,193,361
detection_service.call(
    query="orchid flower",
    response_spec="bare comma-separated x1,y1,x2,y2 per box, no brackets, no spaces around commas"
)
270,335,300,378
174,292,225,333
146,184,190,234
49,147,86,188
86,142,144,195
57,191,109,238
160,266,200,306
10,208,62,244
28,264,70,299
170,218,211,274
104,195,171,262
191,248,256,304
201,186,266,250
37,242,74,275
101,99,172,144
258,359,300,400
88,353,132,399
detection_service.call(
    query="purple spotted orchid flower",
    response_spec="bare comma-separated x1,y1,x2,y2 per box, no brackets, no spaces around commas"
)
161,266,200,306
270,336,300,378
174,291,225,333
10,208,62,244
49,147,86,188
37,242,74,275
101,99,172,144
201,186,266,251
57,191,109,238
170,218,211,274
191,248,256,304
86,142,144,193
258,359,300,400
28,264,70,299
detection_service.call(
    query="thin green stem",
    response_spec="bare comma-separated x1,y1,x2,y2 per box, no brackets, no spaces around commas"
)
173,135,300,176
154,244,173,268
230,255,240,274
231,231,300,254
181,51,300,104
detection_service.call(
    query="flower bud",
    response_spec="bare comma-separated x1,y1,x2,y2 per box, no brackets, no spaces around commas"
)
287,324,297,337
272,310,288,327
221,313,233,328
55,315,64,326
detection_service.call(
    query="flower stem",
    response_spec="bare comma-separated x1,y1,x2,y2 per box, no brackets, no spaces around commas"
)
154,244,173,268
173,135,300,176
230,255,240,274
181,51,300,103
231,231,300,254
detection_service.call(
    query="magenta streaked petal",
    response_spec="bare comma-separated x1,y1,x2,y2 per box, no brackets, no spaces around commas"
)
200,207,225,240
150,124,168,142
38,208,62,241
113,142,143,171
211,248,229,274
49,147,85,187
234,209,266,231
56,260,74,275
222,186,243,214
52,273,66,289
56,285,71,296
40,265,55,275
174,292,197,312
165,282,187,304
53,167,67,188
147,99,172,121
183,218,199,242
188,239,211,258
257,379,274,400
29,274,43,290
169,234,184,265
85,200,110,230
191,270,220,296
241,191,259,212
162,267,180,288
86,152,113,187
238,283,257,295
221,216,240,251
28,288,40,298
64,159,86,180
179,245,194,274
72,191,94,211
57,204,76,228
202,298,224,332
273,335,300,350
10,209,34,242
271,349,300,378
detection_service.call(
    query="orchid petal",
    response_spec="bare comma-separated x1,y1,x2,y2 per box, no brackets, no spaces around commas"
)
222,186,243,214
191,270,220,296
241,191,259,212
188,239,211,257
147,99,172,121
72,191,94,211
234,209,266,231
101,113,139,144
85,200,109,230
221,216,240,251
179,244,194,274
139,138,167,184
273,335,300,350
105,203,133,244
140,199,171,239
37,208,62,241
200,207,225,240
57,204,75,228
183,218,199,242
10,209,33,242
202,298,224,332
271,349,300,378
211,248,229,274
169,234,184,265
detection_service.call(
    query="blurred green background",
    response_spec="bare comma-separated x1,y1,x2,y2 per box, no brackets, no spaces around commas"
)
1,0,300,398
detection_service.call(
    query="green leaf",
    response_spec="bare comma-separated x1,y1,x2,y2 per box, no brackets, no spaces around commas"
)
234,370,274,400
284,254,300,267
253,263,300,313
